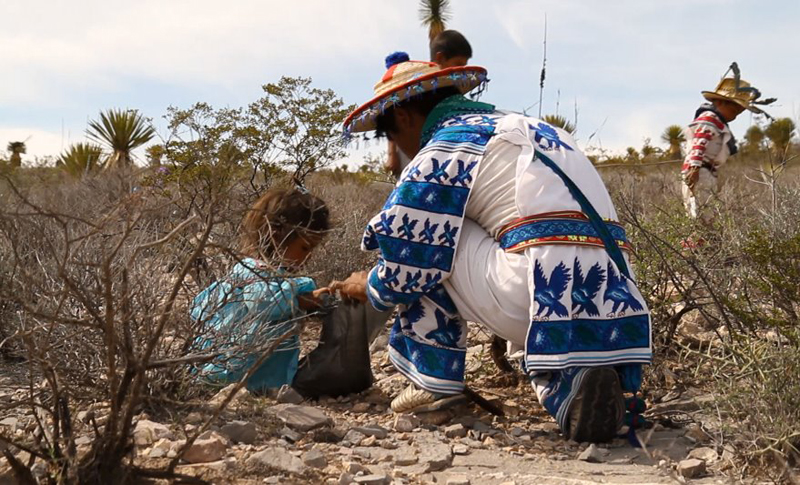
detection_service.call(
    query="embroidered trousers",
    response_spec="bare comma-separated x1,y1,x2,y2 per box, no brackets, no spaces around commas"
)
388,219,647,427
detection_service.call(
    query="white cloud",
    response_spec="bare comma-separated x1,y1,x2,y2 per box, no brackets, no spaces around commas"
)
1,0,798,157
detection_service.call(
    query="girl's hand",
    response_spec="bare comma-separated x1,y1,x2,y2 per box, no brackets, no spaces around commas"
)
330,271,369,304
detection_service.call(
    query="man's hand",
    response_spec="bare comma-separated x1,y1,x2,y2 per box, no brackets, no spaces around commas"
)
684,166,700,193
330,271,369,304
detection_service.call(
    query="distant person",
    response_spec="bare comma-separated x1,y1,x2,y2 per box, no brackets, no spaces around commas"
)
191,188,331,393
385,30,473,176
681,63,774,222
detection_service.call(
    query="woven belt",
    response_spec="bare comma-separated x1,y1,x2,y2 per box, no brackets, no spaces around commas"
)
498,210,632,253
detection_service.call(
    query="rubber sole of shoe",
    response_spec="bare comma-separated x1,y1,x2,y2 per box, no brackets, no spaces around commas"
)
567,367,624,443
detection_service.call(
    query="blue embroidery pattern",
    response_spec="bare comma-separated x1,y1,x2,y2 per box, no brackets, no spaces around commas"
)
533,261,572,318
603,263,644,315
499,218,629,250
530,122,574,151
571,259,606,317
424,308,464,348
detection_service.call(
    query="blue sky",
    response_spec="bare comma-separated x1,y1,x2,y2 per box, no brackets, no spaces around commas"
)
1,0,798,166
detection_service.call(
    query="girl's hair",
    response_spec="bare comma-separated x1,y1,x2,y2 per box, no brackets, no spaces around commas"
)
240,188,330,258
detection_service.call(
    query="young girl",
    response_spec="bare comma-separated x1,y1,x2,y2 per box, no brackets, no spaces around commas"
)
191,188,330,393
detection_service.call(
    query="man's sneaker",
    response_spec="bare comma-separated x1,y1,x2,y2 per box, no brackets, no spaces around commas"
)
565,367,625,443
390,384,467,413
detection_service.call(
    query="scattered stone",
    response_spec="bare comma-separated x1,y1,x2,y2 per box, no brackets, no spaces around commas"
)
353,474,389,485
302,448,328,468
220,420,257,444
343,430,367,446
276,385,305,404
684,423,713,444
577,444,604,463
472,421,492,433
247,447,307,474
445,475,470,485
182,434,227,464
452,444,469,455
688,446,718,463
416,410,451,427
353,425,389,439
208,383,247,408
510,427,525,437
444,424,468,439
677,458,706,478
280,426,304,443
379,440,398,450
148,438,173,459
338,473,355,485
343,461,369,475
393,450,418,466
352,402,371,413
393,414,419,433
274,404,333,431
134,420,174,446
75,436,92,446
539,422,560,434
361,436,377,447
421,443,452,472
0,417,18,430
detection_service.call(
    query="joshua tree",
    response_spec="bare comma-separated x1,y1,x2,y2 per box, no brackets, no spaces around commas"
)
765,118,797,163
419,0,451,43
543,114,576,134
661,125,686,160
7,141,26,168
57,143,104,178
87,109,156,169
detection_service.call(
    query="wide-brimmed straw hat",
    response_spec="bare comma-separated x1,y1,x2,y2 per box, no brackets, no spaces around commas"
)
701,63,776,116
343,51,488,135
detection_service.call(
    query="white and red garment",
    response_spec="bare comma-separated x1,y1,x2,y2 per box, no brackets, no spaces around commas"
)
681,106,735,219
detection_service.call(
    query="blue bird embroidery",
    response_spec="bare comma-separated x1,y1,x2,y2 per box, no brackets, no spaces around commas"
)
418,219,439,244
425,308,463,348
533,261,571,318
603,262,644,315
424,158,451,183
421,272,442,293
398,214,418,240
438,221,458,247
571,259,606,317
404,165,422,181
530,122,573,151
401,270,422,292
375,213,395,236
400,300,426,328
383,265,401,288
450,160,478,187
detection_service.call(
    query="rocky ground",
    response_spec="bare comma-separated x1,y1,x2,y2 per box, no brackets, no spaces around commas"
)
1,328,739,484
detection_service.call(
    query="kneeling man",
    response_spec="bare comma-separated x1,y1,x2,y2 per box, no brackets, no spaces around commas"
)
335,54,652,443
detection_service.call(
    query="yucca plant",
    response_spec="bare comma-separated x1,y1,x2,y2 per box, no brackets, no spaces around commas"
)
57,143,105,178
542,114,576,134
765,118,797,163
87,109,156,169
7,141,26,168
743,125,765,153
660,125,686,160
419,0,451,43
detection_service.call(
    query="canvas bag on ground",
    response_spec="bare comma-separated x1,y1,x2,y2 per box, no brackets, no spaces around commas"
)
292,301,391,398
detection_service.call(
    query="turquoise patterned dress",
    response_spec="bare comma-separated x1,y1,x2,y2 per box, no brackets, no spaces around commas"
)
190,258,316,392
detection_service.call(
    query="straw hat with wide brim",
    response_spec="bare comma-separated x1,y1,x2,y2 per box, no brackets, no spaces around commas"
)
343,52,488,135
702,77,767,115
